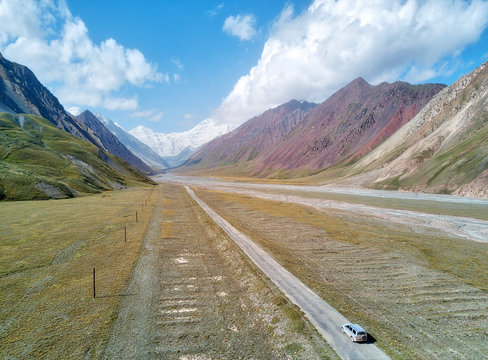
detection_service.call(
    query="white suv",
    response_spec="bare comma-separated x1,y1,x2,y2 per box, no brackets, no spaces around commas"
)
341,323,368,342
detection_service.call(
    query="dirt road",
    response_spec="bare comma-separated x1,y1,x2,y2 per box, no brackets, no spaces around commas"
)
186,186,390,360
103,188,164,358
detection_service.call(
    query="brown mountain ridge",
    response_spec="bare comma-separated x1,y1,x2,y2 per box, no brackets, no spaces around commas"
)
185,77,445,177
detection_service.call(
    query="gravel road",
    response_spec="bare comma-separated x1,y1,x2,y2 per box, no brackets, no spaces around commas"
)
186,186,391,360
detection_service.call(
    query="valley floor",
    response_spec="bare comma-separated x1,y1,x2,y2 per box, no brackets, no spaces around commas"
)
2,177,487,359
0,187,156,358
158,174,488,360
0,184,332,359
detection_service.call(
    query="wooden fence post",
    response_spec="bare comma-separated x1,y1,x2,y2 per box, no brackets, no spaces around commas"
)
93,268,96,298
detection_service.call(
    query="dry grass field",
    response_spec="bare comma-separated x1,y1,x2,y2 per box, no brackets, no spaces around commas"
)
0,186,155,358
0,183,339,359
103,183,337,359
194,188,488,360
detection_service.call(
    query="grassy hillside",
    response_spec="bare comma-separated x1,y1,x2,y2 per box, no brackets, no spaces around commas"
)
0,112,154,200
373,119,488,193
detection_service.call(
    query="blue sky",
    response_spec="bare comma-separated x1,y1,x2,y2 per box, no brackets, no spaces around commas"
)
1,0,488,133
65,0,310,131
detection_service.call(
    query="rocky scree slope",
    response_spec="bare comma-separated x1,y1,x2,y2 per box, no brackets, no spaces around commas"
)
351,61,488,198
76,110,155,174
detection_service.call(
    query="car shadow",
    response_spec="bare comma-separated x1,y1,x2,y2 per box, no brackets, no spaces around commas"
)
365,333,377,344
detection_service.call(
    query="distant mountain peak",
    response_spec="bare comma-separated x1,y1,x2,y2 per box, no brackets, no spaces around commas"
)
129,119,234,164
94,113,169,171
351,76,370,86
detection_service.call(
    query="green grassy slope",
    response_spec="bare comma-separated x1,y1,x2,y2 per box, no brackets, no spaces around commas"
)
374,121,488,193
0,112,153,200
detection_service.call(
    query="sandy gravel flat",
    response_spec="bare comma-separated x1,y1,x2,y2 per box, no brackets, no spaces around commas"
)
158,175,488,243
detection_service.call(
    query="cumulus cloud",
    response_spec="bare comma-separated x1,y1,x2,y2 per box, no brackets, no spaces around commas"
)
0,0,162,111
223,14,257,41
213,0,488,126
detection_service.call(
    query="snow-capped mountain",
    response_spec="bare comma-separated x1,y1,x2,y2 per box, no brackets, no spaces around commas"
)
129,118,234,165
95,113,169,171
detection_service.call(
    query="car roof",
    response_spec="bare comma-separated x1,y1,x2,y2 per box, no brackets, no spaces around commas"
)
344,323,366,332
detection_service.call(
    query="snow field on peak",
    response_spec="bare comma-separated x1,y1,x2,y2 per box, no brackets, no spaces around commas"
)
129,119,234,158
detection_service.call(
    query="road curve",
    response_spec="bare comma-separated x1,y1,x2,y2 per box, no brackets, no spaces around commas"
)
185,186,390,360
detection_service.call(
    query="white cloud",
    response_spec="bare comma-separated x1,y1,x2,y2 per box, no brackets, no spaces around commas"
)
208,3,224,17
104,96,138,111
0,0,162,111
213,0,488,126
184,113,194,120
171,58,184,70
223,14,257,41
67,106,81,116
131,109,164,122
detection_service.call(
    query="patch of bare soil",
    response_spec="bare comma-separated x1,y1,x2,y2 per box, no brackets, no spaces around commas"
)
103,184,334,360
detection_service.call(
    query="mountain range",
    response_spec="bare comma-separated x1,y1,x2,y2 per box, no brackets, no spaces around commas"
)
0,53,156,200
181,60,488,198
2,50,487,200
0,53,154,176
186,78,445,177
94,113,169,171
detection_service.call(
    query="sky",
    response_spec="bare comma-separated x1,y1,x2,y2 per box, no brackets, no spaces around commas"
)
1,0,488,134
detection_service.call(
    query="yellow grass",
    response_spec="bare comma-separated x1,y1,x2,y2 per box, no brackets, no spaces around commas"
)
0,185,157,359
